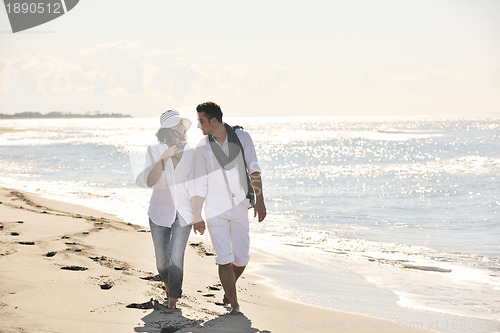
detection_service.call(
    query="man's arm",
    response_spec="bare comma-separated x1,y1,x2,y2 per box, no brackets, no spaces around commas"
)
191,195,206,235
192,140,209,234
237,130,266,222
250,172,266,222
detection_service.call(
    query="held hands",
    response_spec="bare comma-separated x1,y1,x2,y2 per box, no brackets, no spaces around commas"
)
193,221,206,235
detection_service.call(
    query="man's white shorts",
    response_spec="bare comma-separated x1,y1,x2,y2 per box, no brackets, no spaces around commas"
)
206,200,250,266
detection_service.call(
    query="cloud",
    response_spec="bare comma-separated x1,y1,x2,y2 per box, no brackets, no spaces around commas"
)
1,40,499,116
373,67,500,91
0,40,297,114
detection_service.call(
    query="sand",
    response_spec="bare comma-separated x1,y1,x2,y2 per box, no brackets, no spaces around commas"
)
0,129,28,134
0,186,436,333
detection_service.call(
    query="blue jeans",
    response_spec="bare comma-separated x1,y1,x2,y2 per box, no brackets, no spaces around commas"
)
149,215,192,298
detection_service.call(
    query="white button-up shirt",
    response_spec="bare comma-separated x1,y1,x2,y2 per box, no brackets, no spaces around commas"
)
194,129,261,218
144,143,195,227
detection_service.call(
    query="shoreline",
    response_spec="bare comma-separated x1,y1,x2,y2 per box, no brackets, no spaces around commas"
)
0,185,437,332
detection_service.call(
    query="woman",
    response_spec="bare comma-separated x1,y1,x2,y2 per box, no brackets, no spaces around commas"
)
143,109,199,308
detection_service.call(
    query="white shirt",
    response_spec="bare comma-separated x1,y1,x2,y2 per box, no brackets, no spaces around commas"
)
194,128,261,218
144,143,195,227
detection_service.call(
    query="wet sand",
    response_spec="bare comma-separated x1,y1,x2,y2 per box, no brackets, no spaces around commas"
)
0,186,436,332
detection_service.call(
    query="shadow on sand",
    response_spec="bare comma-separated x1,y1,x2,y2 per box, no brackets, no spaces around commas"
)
133,302,270,333
200,312,271,333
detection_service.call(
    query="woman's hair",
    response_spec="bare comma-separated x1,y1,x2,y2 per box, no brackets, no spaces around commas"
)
156,124,186,147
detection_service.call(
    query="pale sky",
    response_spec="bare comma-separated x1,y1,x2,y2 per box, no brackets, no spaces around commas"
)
1,0,499,118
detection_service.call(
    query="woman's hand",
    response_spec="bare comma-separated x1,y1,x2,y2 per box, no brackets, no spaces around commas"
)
160,146,177,162
146,146,179,187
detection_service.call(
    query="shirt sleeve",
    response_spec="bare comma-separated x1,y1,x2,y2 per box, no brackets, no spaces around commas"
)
193,139,209,198
237,130,261,175
136,145,156,188
186,150,196,198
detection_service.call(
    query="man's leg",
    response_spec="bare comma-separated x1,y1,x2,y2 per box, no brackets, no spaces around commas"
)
223,264,246,305
232,263,246,280
222,202,250,310
219,263,240,313
206,214,239,312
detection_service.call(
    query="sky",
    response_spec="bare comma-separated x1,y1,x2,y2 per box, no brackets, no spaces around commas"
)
1,0,499,118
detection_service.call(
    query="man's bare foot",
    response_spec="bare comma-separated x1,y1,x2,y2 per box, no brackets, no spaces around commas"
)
168,297,178,309
164,282,169,297
222,295,229,305
229,306,241,315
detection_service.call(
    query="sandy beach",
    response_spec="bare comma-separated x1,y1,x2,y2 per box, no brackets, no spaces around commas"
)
0,186,436,333
0,129,28,135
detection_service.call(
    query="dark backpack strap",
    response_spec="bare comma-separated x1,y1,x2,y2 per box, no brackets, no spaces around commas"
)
231,125,255,208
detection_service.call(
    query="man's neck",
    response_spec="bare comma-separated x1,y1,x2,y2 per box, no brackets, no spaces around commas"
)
211,123,227,144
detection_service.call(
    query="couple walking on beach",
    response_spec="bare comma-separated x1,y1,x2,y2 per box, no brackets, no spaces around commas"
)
142,101,266,314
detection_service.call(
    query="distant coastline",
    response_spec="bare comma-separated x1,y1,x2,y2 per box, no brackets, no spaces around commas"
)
0,111,132,119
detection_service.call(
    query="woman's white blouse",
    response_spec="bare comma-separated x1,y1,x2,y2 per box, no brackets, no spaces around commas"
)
144,143,195,227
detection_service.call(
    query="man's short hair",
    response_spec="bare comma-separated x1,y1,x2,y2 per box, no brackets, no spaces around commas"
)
196,102,223,123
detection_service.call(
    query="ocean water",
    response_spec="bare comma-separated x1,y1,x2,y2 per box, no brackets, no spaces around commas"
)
1,116,499,332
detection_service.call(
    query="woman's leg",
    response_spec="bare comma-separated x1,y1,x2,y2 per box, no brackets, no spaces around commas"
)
167,215,192,306
149,219,172,298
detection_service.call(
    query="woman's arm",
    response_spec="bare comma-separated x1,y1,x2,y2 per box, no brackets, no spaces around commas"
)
146,146,177,187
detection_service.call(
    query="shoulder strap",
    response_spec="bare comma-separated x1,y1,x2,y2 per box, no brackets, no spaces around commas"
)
231,125,245,155
230,125,255,208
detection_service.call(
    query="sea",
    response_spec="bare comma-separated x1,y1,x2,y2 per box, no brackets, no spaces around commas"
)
0,116,499,333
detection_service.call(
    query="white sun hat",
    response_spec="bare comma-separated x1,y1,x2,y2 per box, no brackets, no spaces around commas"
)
159,110,192,131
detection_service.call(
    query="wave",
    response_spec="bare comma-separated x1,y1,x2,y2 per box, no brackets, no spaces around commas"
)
252,129,444,143
251,225,500,321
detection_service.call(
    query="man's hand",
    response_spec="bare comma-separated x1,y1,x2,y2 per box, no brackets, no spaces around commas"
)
193,221,206,235
253,200,266,222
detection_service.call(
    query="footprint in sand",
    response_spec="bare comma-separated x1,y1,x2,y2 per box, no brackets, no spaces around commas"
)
140,274,162,281
61,265,88,271
10,232,19,236
100,282,113,290
18,241,35,245
126,299,154,309
45,251,57,257
189,242,216,257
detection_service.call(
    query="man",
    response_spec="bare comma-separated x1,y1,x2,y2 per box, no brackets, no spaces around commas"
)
192,101,266,315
